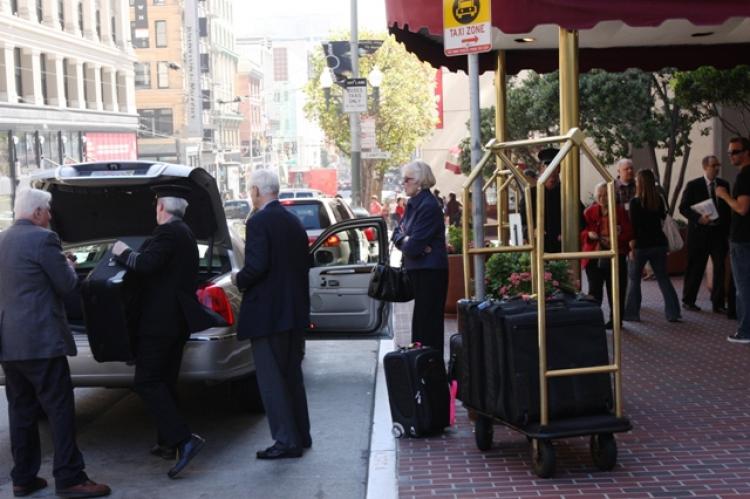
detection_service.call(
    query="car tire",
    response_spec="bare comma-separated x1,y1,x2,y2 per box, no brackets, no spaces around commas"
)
229,373,264,413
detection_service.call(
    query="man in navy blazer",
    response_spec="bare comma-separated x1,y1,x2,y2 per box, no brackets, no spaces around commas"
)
0,188,110,498
236,169,311,459
678,155,731,312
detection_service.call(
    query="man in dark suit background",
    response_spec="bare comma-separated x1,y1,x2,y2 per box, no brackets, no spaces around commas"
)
112,185,205,479
236,169,311,460
679,155,731,312
0,188,110,498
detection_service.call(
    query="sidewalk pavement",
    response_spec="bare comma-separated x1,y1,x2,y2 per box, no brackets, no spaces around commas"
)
392,276,750,499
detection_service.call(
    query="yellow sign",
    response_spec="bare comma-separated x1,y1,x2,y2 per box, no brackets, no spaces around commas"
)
443,0,492,56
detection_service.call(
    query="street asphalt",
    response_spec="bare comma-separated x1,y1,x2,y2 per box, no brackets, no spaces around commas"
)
0,339,381,499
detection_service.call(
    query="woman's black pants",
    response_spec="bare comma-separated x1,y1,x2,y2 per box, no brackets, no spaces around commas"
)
407,268,449,358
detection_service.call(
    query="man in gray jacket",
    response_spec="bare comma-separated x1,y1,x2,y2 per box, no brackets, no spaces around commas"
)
0,189,110,498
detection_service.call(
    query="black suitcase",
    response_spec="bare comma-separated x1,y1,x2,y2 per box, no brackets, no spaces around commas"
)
384,345,450,437
456,299,486,411
80,247,142,363
489,295,614,426
448,333,463,400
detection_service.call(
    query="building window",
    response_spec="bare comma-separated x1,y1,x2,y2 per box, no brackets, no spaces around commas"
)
77,1,84,33
198,17,207,37
134,62,151,88
63,58,70,106
155,20,167,48
202,89,211,110
100,67,105,104
199,53,209,73
139,108,173,136
36,0,43,22
273,47,288,81
156,62,169,89
96,9,101,40
203,129,214,142
40,53,49,105
10,0,18,15
13,48,22,101
58,0,65,28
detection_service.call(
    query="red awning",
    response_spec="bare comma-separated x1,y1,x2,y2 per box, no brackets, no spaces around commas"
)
385,0,750,73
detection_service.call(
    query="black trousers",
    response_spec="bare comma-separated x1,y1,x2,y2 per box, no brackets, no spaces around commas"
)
133,335,191,447
408,268,449,357
251,330,311,449
682,226,728,308
586,255,628,323
1,357,87,489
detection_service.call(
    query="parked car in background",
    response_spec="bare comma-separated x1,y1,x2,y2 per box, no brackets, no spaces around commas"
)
279,188,323,199
0,162,392,410
224,199,251,220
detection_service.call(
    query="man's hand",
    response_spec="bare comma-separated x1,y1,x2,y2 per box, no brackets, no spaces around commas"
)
698,214,711,225
715,185,729,201
588,231,599,240
112,240,129,256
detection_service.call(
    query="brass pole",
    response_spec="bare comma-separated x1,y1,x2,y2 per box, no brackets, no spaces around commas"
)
535,168,548,426
495,51,509,244
558,28,581,280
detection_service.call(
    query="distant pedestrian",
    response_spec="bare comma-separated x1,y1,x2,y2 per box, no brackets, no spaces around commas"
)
395,197,406,222
236,169,312,458
445,192,462,227
434,189,445,210
0,188,111,498
715,137,750,344
623,169,681,323
369,195,383,217
393,161,449,357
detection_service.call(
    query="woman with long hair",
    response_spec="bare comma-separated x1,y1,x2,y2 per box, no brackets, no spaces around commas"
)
623,169,681,322
392,161,449,357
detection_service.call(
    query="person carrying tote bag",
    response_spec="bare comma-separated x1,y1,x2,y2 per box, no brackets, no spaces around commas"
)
392,161,449,358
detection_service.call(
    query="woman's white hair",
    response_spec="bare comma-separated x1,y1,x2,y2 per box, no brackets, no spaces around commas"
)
402,160,436,190
14,188,51,220
250,169,280,196
594,181,608,196
160,196,189,217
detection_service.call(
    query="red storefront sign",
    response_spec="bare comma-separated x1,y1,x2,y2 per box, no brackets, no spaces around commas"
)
83,132,137,162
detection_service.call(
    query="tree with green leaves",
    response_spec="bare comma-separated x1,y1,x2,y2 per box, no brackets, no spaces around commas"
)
673,65,750,138
459,68,706,214
303,34,438,203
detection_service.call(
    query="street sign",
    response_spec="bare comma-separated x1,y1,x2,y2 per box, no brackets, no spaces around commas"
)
343,78,367,113
362,150,391,160
360,117,376,149
443,0,492,57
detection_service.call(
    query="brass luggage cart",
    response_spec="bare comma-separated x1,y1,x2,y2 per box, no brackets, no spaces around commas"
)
460,128,631,478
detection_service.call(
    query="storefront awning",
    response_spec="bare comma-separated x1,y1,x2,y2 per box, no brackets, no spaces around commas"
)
385,0,750,73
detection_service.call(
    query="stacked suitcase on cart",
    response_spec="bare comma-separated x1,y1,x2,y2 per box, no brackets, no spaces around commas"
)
451,294,630,477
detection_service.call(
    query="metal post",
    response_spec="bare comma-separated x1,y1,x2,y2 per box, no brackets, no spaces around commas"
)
559,28,581,277
494,51,508,245
469,53,485,298
349,0,361,207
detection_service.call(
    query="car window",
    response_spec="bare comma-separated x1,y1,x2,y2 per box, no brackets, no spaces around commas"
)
279,192,294,199
312,225,383,267
297,192,314,198
224,200,250,219
283,202,331,230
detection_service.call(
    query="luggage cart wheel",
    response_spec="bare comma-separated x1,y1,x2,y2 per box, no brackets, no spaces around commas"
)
531,439,556,478
590,433,617,471
474,415,493,451
391,423,405,438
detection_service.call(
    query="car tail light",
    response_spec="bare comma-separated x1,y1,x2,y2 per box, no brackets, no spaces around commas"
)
323,235,340,247
281,200,293,205
196,284,235,326
363,227,376,241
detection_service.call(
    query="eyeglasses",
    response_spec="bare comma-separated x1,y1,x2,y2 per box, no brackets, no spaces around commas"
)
729,149,747,156
402,177,415,184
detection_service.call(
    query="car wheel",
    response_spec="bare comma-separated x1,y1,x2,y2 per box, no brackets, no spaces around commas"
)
229,373,264,413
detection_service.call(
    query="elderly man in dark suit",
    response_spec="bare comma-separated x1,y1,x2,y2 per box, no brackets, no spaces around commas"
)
236,169,312,460
112,185,205,478
679,155,731,313
0,188,110,498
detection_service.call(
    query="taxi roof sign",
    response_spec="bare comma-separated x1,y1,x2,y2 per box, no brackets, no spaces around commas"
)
443,0,492,57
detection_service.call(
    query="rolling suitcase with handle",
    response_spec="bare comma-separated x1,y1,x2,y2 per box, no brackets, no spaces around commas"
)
384,344,450,438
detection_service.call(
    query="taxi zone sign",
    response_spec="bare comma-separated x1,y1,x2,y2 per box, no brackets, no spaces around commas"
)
443,0,492,56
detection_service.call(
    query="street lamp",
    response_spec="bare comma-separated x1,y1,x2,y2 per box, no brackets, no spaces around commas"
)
367,66,383,113
319,69,333,109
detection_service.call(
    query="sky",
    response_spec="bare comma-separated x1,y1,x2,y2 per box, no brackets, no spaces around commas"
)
234,0,388,39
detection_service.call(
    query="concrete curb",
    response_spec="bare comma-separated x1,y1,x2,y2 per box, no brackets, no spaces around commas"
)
365,339,397,499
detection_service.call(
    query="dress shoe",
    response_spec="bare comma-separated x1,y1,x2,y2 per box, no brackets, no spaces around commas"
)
256,443,303,460
168,434,206,479
713,305,727,314
13,477,47,497
682,302,701,312
667,317,683,323
149,443,177,460
55,479,111,498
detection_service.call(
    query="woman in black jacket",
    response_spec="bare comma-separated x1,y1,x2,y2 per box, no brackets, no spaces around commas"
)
623,169,681,322
392,161,449,356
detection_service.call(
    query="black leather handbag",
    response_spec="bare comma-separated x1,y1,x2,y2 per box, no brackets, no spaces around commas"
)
368,263,414,302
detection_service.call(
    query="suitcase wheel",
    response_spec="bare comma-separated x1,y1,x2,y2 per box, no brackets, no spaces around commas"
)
474,415,493,451
391,423,405,439
531,439,556,478
590,433,617,471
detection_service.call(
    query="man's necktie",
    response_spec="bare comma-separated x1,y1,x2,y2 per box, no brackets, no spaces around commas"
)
709,181,717,205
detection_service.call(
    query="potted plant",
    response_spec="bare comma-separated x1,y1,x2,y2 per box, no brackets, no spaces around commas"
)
485,251,577,299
